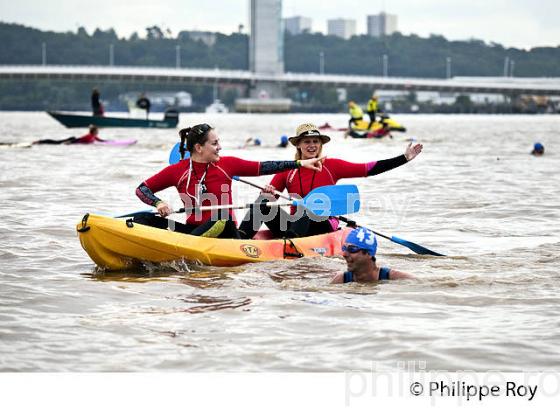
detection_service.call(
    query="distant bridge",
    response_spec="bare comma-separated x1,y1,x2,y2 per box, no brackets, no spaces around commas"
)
1,65,560,96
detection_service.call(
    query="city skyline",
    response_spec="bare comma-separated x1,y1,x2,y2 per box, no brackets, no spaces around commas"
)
1,0,559,50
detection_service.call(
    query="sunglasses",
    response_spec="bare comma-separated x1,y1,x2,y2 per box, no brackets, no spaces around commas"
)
341,244,364,254
192,123,212,136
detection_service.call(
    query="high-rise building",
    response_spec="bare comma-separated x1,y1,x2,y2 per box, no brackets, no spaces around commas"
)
367,12,398,37
327,19,357,40
284,16,312,35
249,0,284,75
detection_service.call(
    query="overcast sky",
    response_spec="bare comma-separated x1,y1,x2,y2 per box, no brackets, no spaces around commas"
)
1,0,559,49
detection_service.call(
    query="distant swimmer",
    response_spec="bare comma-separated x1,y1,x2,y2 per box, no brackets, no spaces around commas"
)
531,142,544,156
331,227,414,283
278,135,289,148
241,137,262,148
33,125,104,145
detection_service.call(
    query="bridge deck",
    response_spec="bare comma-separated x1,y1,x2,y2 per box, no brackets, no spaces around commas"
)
1,65,560,95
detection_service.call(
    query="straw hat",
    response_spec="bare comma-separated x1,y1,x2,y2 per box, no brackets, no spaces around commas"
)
289,123,331,146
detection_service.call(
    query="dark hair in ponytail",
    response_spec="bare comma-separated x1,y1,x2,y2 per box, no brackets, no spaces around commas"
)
178,123,213,159
178,128,189,160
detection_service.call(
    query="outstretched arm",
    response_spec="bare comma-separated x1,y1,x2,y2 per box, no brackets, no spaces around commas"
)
330,143,423,179
367,142,423,176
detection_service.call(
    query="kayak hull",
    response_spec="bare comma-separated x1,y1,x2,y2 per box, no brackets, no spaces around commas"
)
351,118,406,132
347,130,387,139
47,111,178,129
77,213,352,270
318,118,406,133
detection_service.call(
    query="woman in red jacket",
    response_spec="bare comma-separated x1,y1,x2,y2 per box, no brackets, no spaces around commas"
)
238,123,423,239
135,123,324,238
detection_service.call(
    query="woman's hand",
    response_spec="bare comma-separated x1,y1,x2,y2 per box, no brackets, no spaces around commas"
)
261,184,277,195
300,155,326,172
404,142,423,161
156,201,173,217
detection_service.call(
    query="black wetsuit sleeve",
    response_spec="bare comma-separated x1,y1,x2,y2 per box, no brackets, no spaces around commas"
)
259,160,298,175
135,182,163,207
367,155,408,176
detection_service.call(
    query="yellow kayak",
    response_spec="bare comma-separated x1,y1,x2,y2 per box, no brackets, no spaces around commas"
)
318,117,406,132
351,117,406,132
77,213,353,271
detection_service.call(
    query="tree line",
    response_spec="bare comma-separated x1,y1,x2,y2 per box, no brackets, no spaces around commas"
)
0,22,559,110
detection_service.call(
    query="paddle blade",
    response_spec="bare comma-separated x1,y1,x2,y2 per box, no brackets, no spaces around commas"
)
169,142,190,165
390,235,445,256
295,184,360,216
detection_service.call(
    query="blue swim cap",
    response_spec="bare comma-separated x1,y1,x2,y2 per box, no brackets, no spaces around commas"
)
281,135,288,144
534,142,544,151
344,227,377,256
254,138,262,146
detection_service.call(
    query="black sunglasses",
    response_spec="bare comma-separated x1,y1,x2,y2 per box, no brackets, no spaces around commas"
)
341,244,363,254
192,123,212,136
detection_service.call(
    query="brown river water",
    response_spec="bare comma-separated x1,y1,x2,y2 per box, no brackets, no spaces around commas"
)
0,112,558,372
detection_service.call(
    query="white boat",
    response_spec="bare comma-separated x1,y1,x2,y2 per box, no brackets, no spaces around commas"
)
205,99,229,113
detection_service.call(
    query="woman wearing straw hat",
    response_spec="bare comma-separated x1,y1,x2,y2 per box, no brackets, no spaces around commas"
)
238,123,423,239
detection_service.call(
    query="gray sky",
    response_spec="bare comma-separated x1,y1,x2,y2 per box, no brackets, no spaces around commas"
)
1,0,559,49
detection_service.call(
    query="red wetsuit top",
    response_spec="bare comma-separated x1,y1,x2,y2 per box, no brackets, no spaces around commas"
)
269,158,375,231
142,157,261,226
269,158,373,209
75,133,103,144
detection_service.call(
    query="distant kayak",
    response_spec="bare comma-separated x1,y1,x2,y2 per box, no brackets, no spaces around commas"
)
319,116,406,133
347,130,391,139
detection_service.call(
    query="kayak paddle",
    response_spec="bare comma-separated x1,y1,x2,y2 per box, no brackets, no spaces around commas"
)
234,176,444,256
232,176,360,217
116,183,360,219
336,215,444,256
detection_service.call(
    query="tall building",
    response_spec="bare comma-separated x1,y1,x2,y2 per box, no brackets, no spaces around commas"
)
327,19,357,40
367,12,398,37
284,16,312,35
249,0,284,75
